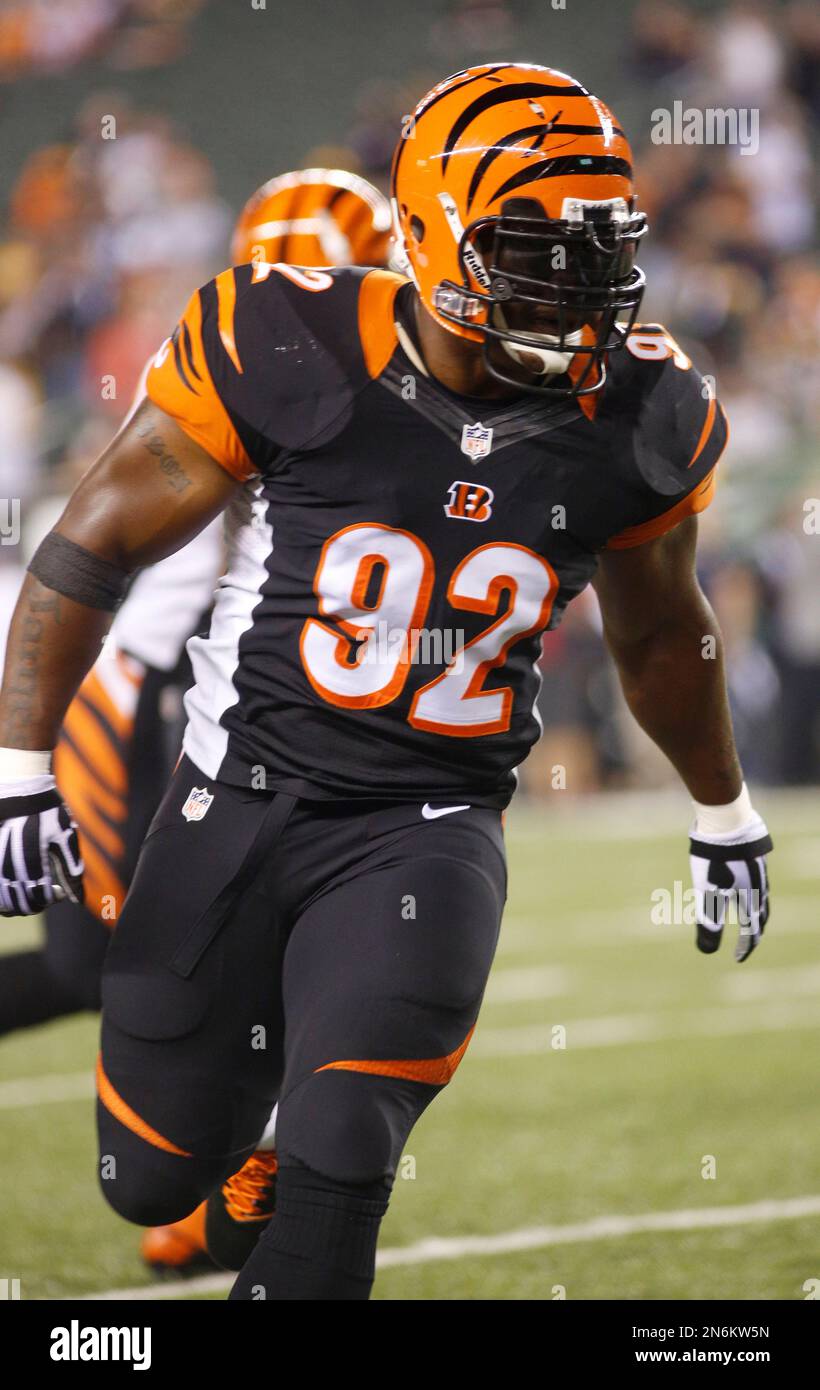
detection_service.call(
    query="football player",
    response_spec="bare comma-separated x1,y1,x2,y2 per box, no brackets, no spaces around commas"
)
0,65,771,1300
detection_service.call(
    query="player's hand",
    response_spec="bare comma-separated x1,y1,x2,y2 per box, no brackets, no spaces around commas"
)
689,811,772,962
0,778,84,917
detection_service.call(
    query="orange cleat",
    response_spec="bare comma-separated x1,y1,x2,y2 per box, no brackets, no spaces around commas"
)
205,1150,278,1271
140,1201,214,1276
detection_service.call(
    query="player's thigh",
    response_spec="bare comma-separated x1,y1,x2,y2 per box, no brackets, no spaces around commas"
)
99,762,293,1162
276,808,506,1180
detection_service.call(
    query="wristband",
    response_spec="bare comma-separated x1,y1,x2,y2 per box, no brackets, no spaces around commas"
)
692,781,754,836
0,747,52,780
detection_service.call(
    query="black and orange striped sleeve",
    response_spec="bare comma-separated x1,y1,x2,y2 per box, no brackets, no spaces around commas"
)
145,278,257,482
148,263,380,471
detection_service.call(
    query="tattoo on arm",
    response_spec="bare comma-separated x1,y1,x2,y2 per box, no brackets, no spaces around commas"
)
0,590,64,747
136,420,193,494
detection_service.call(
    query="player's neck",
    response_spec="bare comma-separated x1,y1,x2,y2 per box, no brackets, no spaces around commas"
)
412,295,519,401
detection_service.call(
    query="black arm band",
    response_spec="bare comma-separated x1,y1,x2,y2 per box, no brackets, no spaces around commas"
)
27,533,129,612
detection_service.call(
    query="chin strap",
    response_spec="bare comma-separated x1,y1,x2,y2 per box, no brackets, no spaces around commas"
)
495,307,584,376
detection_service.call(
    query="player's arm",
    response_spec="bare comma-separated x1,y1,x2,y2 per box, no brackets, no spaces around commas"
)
0,400,239,917
593,516,772,960
593,515,738,805
0,399,238,752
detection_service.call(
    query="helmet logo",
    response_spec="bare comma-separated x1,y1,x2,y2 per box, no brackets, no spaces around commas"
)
460,422,494,460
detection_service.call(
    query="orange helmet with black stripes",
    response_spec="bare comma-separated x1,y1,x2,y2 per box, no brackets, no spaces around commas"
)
231,168,392,269
391,63,648,396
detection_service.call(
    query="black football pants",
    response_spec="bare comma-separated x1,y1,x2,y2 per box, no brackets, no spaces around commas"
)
96,756,506,1272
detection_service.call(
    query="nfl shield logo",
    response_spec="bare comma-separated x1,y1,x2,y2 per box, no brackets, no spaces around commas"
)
460,422,493,460
181,787,214,822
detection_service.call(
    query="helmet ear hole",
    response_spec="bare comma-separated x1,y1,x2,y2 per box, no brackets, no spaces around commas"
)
410,215,425,244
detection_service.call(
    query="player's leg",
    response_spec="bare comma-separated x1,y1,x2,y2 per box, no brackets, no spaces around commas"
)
230,803,506,1300
0,899,110,1034
96,758,295,1228
43,900,111,1010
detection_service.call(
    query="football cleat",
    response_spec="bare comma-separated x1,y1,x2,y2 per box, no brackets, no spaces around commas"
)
140,1203,213,1276
205,1150,278,1271
231,168,392,270
391,63,648,397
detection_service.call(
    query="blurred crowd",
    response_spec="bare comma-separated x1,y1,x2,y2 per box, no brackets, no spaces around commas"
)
0,0,206,78
0,0,817,791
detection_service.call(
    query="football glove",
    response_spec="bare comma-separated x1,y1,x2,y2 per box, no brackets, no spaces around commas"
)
0,777,84,917
689,809,772,963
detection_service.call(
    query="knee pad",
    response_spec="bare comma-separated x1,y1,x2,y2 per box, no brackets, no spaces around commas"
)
276,1069,436,1186
96,1153,201,1228
96,1099,216,1228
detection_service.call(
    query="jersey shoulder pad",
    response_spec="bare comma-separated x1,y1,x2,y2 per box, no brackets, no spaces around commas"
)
145,265,406,474
602,325,728,549
253,263,407,383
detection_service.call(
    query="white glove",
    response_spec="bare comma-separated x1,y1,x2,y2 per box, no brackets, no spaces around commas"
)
689,786,772,963
0,751,84,918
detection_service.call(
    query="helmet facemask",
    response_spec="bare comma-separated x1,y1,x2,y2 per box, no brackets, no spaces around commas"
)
433,195,648,398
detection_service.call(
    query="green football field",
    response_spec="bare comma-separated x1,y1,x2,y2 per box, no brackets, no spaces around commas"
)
0,790,817,1302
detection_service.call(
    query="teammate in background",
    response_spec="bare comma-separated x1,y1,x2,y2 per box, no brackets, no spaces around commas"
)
0,167,392,1277
231,166,392,269
0,67,772,1299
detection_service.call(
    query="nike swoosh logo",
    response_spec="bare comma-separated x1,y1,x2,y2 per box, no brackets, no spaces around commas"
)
421,803,470,820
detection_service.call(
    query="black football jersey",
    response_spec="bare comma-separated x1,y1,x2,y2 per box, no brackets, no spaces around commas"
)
146,263,727,808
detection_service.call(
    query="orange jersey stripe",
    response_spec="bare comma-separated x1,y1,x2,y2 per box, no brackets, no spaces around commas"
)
215,268,243,374
57,709,128,808
96,1056,193,1157
606,467,717,550
358,269,405,379
78,668,133,743
55,756,126,860
72,822,127,922
315,1026,475,1086
80,867,127,925
687,394,716,469
146,285,255,482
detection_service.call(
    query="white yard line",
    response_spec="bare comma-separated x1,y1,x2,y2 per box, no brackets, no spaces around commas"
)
720,962,820,1002
82,1192,820,1299
484,965,570,1001
472,998,820,1056
2,996,819,1111
505,787,819,842
498,896,817,950
0,1071,94,1109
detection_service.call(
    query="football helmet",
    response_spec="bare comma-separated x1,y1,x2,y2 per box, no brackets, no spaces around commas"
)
231,167,392,269
391,63,648,396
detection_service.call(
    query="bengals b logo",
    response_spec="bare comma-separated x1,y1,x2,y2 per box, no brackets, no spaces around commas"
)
445,480,494,522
